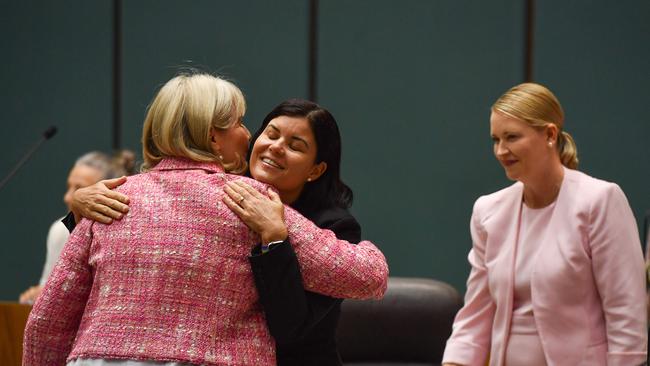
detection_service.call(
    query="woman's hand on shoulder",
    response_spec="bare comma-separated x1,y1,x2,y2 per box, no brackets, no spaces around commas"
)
71,176,130,224
223,180,287,243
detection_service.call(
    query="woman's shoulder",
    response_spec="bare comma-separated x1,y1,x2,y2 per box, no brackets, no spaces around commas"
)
564,168,626,203
309,206,361,243
473,181,522,214
310,206,357,225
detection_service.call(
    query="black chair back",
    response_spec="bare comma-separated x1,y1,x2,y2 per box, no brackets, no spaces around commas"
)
337,277,463,366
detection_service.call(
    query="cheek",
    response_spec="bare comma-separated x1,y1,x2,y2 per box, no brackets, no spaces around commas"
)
287,154,315,176
250,143,264,163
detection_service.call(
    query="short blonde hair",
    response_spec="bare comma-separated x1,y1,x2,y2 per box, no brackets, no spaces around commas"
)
141,73,247,173
492,82,578,169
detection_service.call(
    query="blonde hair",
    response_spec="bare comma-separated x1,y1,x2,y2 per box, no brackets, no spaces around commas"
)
141,73,247,173
76,149,137,179
492,82,578,169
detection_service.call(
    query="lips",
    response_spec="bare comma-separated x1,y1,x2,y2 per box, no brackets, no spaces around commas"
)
501,159,518,167
260,156,284,170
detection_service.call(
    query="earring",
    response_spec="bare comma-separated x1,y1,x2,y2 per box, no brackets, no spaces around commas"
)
307,178,312,182
548,141,553,147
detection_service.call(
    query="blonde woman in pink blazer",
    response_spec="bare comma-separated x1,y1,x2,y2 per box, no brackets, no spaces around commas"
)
442,83,647,366
22,73,388,366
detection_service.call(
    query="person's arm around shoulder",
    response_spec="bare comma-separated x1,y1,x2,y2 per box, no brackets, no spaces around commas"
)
442,197,494,366
260,211,361,343
588,183,647,365
23,218,95,365
224,180,365,342
282,205,387,300
225,178,388,300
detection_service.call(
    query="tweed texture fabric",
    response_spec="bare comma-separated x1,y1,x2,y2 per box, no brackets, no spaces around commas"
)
23,157,388,366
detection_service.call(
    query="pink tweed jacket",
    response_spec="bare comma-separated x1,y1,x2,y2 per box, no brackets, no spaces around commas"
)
23,157,388,366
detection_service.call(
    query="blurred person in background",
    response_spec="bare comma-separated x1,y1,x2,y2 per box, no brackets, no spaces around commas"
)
18,150,135,304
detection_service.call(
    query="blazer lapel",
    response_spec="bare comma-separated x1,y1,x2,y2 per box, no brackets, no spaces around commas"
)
486,182,524,366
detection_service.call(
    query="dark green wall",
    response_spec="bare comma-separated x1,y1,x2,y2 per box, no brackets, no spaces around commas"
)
318,0,525,293
2,1,648,300
1,0,113,300
534,1,650,252
119,0,309,149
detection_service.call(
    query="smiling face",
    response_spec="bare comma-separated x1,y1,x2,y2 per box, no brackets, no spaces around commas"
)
249,115,326,204
490,110,555,184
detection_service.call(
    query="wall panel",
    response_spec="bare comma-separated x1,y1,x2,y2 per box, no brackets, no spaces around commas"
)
535,1,650,238
318,0,525,291
0,1,113,300
120,0,309,154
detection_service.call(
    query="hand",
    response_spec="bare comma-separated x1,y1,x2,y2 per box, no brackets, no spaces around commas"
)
223,180,288,243
19,285,42,304
71,176,130,224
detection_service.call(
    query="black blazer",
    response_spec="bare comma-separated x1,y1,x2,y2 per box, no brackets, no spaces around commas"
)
249,206,361,366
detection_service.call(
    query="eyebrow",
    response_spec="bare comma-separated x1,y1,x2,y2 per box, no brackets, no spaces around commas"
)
268,123,310,149
491,130,515,137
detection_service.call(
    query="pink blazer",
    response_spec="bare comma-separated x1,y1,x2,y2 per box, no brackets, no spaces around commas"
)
443,168,647,366
23,158,388,366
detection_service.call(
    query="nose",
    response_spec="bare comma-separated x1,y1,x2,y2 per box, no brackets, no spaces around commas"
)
494,141,509,157
63,189,73,210
268,139,285,155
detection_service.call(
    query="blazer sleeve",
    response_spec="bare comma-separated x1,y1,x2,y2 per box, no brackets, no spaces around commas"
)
281,206,388,300
249,213,361,344
442,199,494,366
588,184,647,365
23,219,95,366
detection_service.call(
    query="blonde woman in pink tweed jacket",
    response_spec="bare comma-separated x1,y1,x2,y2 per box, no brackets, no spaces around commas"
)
22,73,389,366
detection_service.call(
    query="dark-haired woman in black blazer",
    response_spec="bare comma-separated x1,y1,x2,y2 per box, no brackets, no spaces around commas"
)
223,99,371,365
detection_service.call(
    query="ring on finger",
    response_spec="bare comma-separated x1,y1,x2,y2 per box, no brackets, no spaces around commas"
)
238,196,245,204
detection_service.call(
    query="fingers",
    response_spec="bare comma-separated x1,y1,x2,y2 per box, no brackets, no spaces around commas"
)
84,208,114,225
225,181,249,200
234,180,265,199
224,184,245,204
227,180,274,204
99,192,130,213
104,190,130,205
267,188,282,203
93,198,124,220
102,176,128,190
222,194,246,219
98,178,130,205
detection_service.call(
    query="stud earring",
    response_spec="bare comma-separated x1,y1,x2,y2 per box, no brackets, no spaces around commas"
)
307,178,312,182
548,141,553,147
